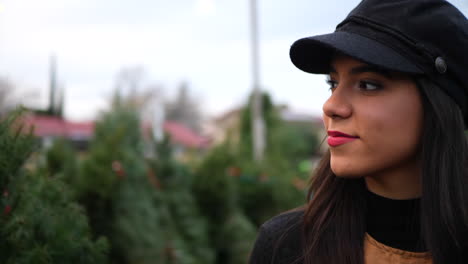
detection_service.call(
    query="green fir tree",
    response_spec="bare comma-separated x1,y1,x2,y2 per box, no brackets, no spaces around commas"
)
0,112,108,264
192,91,318,263
76,105,170,264
149,136,214,264
193,143,257,264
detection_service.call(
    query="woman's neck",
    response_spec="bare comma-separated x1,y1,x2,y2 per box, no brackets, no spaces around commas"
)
364,159,422,199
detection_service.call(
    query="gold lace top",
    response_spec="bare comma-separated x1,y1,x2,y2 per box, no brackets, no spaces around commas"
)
365,233,432,264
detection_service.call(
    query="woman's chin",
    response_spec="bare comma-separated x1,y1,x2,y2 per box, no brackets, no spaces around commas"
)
331,166,365,178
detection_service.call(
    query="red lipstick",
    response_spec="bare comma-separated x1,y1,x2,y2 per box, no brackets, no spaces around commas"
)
327,130,359,147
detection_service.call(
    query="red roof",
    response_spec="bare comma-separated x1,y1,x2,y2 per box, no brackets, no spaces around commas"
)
21,115,94,139
163,121,210,149
21,114,209,149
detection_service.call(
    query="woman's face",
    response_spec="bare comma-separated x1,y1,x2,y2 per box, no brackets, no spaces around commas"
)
323,55,423,178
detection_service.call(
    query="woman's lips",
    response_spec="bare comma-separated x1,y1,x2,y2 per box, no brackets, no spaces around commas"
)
327,130,359,147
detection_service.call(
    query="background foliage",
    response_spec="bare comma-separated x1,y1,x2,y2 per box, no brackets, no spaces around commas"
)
1,90,320,264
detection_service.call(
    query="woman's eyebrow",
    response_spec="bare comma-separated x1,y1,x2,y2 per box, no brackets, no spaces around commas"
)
349,65,393,79
328,65,394,79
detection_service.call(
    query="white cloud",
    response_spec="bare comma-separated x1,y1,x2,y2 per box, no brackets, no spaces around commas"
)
195,0,216,16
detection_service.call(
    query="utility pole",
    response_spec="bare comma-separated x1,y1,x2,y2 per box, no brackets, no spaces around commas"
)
48,54,57,116
249,0,265,162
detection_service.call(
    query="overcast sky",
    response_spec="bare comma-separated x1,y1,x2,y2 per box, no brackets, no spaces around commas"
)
0,0,466,121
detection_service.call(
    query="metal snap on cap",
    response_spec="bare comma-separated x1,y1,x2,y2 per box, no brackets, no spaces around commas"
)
435,57,447,74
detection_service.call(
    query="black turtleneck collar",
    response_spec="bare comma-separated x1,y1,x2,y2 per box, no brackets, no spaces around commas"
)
365,188,427,252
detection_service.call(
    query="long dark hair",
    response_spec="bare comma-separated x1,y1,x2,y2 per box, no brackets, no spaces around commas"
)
301,77,468,263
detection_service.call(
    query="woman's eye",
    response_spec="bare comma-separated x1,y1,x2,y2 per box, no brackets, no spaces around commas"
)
359,81,382,91
326,79,338,91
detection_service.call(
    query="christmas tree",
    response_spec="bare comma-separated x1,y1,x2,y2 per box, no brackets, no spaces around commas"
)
192,143,257,264
148,136,214,264
192,91,316,263
236,92,311,225
0,112,108,264
76,105,170,264
41,138,79,192
76,93,215,264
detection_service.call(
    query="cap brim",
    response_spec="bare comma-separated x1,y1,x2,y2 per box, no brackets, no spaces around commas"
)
290,31,423,75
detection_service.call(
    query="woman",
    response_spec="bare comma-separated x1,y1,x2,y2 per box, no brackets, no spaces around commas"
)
249,0,468,263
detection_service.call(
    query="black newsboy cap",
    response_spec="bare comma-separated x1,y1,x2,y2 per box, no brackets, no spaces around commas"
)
290,0,468,123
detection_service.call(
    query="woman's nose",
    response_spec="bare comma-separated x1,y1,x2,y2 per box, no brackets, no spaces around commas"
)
322,87,352,119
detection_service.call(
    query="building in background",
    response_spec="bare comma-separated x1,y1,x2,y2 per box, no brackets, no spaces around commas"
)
21,114,93,151
205,106,324,150
22,113,210,157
